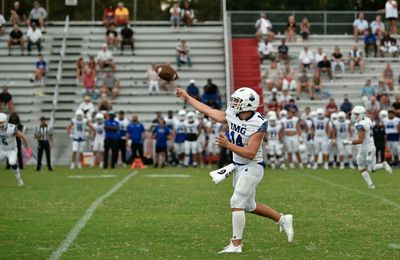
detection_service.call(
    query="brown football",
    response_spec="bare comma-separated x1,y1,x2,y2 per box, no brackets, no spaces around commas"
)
154,64,179,81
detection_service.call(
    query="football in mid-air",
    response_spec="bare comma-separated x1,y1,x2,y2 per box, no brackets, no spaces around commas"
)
155,64,179,81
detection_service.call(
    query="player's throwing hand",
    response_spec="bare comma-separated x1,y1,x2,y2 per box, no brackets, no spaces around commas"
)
176,88,189,102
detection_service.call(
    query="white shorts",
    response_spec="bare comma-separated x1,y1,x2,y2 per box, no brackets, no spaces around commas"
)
231,163,264,212
284,136,299,152
387,141,399,156
174,142,185,155
336,139,352,156
184,141,198,155
72,140,85,152
197,139,206,153
92,139,104,152
357,145,376,171
268,140,283,156
314,137,329,154
0,149,17,165
306,141,314,156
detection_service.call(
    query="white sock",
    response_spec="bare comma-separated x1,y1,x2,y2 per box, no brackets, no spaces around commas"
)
324,162,328,167
340,162,344,167
232,211,245,241
11,165,21,180
361,171,374,187
373,163,383,171
184,155,190,166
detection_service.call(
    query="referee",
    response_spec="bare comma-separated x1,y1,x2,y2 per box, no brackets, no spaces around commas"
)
34,117,54,171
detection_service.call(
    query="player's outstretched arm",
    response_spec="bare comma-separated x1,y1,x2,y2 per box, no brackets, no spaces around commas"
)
216,132,264,160
176,88,226,124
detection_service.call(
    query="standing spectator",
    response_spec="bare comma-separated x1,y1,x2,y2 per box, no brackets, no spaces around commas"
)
152,119,171,168
87,56,97,75
146,64,160,95
379,32,398,57
116,111,129,166
312,71,323,100
103,111,119,169
353,12,369,42
383,0,398,35
176,40,192,68
26,24,42,55
201,79,221,109
0,85,14,112
317,56,333,82
103,4,115,28
361,79,376,97
33,53,46,83
340,95,353,115
120,24,134,55
258,39,275,63
127,114,146,162
8,25,24,55
255,13,275,42
263,61,282,90
181,0,194,29
296,70,313,100
298,45,314,70
349,44,365,73
77,96,95,121
0,13,6,36
75,57,84,85
115,2,129,26
286,15,296,42
28,1,47,30
98,93,112,112
331,46,345,75
34,117,53,171
370,15,385,37
277,38,290,62
10,1,26,25
326,98,338,114
105,23,118,52
101,71,120,99
186,79,200,100
364,28,378,57
97,44,116,72
299,17,310,41
314,47,326,65
382,63,394,90
82,67,99,100
170,2,181,32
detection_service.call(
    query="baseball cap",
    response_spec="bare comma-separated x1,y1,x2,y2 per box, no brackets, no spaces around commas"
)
189,79,195,84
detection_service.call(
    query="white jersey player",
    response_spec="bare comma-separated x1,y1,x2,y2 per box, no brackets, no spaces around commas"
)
343,106,392,188
266,114,283,169
164,111,178,164
184,111,200,167
328,113,339,168
196,111,209,167
0,113,29,187
207,118,222,167
311,108,330,170
176,87,293,253
280,110,303,169
173,110,187,166
304,111,316,168
92,113,105,168
382,109,400,163
332,112,354,169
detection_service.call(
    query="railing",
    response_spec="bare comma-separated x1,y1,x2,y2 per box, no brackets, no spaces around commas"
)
49,15,69,128
223,0,234,102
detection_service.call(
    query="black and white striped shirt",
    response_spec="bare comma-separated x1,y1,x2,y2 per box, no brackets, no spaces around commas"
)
34,125,53,141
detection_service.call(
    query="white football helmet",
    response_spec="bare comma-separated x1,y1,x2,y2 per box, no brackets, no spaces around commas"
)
316,108,325,119
187,111,195,123
228,87,260,114
269,115,277,127
279,109,287,119
310,111,317,119
0,113,7,130
95,113,104,123
331,112,338,122
379,110,388,121
178,110,186,121
267,111,277,119
75,110,84,121
351,105,366,122
338,111,346,123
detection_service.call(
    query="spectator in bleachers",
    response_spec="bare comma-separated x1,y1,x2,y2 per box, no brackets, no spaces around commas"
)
146,63,160,95
87,56,97,75
263,61,282,90
7,25,24,56
326,98,338,114
382,63,394,90
317,56,333,82
27,23,42,55
0,85,14,113
10,1,26,25
382,0,398,35
353,12,369,42
340,95,353,115
392,95,400,113
78,96,95,121
103,4,115,29
299,17,310,41
170,2,181,32
362,79,376,98
366,96,381,117
82,67,99,100
255,13,274,42
314,47,326,65
120,24,134,55
75,57,84,85
331,46,345,75
282,63,296,91
201,79,221,109
258,39,275,63
267,87,279,103
376,80,390,98
286,15,296,42
28,1,47,31
97,43,116,72
380,94,391,110
277,38,290,62
313,71,323,100
98,93,112,112
349,44,365,73
379,32,398,57
33,53,46,83
278,87,292,106
105,23,118,52
364,28,378,57
0,14,5,36
181,0,194,29
176,40,192,68
296,70,312,100
267,97,280,113
186,79,200,100
370,15,385,37
298,45,314,70
284,99,299,113
101,71,120,99
115,2,129,26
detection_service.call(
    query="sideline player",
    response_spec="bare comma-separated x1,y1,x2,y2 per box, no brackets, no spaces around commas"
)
343,106,392,188
311,108,330,170
0,113,29,187
382,109,400,164
265,114,284,169
176,87,294,253
281,109,303,169
173,110,187,166
92,113,105,168
184,111,200,167
332,111,354,169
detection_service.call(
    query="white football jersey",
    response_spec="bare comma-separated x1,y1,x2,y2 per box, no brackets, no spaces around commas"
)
93,122,105,142
312,118,329,137
225,108,265,164
71,118,88,140
334,120,351,139
0,123,17,151
281,117,298,133
197,118,208,144
164,116,177,130
382,117,400,135
267,123,281,141
185,120,199,141
208,121,222,143
355,117,374,147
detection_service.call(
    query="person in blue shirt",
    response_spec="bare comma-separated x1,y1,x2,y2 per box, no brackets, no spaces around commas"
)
116,110,129,166
103,111,120,169
33,53,47,83
152,118,171,168
284,99,299,113
364,28,377,57
186,79,200,100
126,114,145,162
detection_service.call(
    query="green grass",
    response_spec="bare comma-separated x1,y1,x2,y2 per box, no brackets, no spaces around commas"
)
0,165,400,259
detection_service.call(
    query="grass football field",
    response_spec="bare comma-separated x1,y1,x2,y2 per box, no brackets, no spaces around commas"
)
0,165,399,259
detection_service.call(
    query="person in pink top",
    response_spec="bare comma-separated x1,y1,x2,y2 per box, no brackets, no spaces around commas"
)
82,67,99,100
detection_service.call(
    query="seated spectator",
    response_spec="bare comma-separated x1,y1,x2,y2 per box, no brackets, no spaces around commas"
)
314,47,326,65
87,56,97,75
101,71,120,99
98,93,112,112
78,96,95,121
97,44,116,72
26,24,42,55
0,13,5,36
82,67,99,100
299,17,310,41
181,0,194,28
370,15,385,37
0,85,14,113
255,13,275,42
296,70,312,100
353,12,369,42
186,79,200,100
263,61,282,90
258,39,275,63
379,32,398,57
277,38,290,62
76,57,84,85
170,2,181,32
103,4,115,29
8,25,24,55
331,46,345,75
380,94,391,110
120,24,134,55
312,71,323,100
361,79,376,98
298,45,314,70
375,80,390,99
286,15,296,42
282,63,296,91
267,87,280,103
326,98,338,114
340,95,353,115
146,64,159,95
284,99,298,113
382,63,394,91
201,79,221,109
33,53,46,83
366,96,381,117
115,2,129,26
278,87,292,106
28,1,47,30
349,44,365,73
267,97,280,113
10,1,26,25
364,28,377,57
317,56,333,82
105,23,118,52
176,40,192,68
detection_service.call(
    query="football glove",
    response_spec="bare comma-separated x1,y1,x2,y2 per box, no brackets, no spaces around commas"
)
342,140,353,145
209,163,237,184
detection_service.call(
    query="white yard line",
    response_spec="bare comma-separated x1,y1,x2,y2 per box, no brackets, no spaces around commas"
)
143,174,191,178
68,175,116,179
294,171,400,210
49,171,138,260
